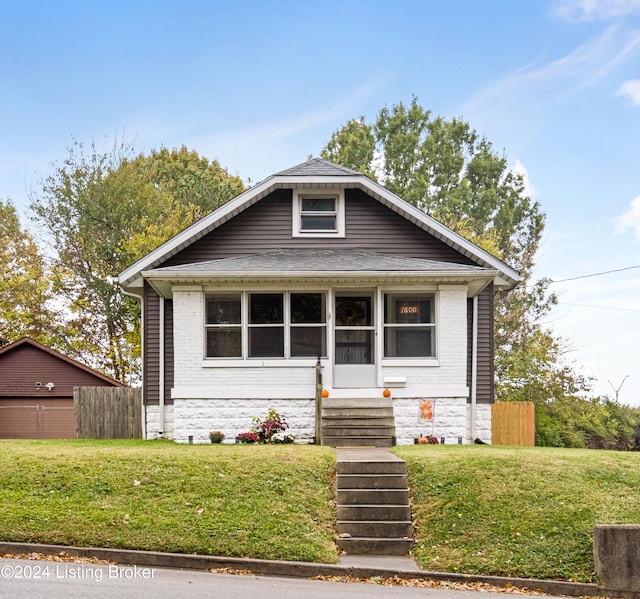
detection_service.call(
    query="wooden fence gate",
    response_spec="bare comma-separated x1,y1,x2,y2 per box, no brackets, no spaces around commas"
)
74,387,142,439
491,401,535,446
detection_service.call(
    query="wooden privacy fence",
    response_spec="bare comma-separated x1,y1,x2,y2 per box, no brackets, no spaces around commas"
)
74,387,142,439
491,401,535,446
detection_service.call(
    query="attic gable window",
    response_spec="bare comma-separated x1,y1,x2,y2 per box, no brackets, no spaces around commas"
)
293,190,345,237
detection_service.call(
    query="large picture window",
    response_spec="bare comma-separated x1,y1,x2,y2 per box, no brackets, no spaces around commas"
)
383,293,435,358
205,292,327,359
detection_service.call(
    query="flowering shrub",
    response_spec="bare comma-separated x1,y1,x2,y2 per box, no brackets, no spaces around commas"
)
236,431,259,444
251,408,289,444
271,431,296,444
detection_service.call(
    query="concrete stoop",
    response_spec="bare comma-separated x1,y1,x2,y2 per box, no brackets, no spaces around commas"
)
335,448,414,556
321,398,396,448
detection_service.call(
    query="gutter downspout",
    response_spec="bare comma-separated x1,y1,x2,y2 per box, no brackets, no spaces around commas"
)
119,286,146,441
159,296,165,438
470,295,478,442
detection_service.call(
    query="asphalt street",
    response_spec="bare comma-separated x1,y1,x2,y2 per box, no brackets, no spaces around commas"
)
0,557,569,599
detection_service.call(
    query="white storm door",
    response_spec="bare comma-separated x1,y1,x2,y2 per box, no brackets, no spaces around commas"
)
333,292,376,388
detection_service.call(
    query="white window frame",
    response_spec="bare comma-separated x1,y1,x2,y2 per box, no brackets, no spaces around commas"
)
382,292,437,359
204,291,328,360
292,189,345,238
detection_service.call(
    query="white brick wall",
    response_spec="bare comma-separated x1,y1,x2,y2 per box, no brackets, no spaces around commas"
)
436,285,468,383
147,400,492,445
473,403,492,444
393,397,469,445
171,398,315,444
173,288,205,388
145,404,174,440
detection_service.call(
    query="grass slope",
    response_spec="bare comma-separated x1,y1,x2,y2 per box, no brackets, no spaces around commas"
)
394,445,640,582
2,441,639,581
0,440,337,563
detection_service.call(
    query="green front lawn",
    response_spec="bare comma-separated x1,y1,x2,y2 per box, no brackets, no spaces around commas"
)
0,440,337,563
394,445,640,582
2,440,640,582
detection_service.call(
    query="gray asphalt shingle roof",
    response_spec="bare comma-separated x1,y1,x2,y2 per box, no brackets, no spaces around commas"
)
274,158,361,177
145,249,493,276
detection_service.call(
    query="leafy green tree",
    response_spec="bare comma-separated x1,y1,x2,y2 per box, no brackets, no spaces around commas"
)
30,138,245,381
535,395,640,449
321,98,572,409
0,199,61,346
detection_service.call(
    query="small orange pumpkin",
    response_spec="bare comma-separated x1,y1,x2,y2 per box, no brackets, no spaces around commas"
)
321,389,329,398
383,388,391,398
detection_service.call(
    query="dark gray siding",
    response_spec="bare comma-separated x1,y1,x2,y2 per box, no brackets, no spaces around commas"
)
467,284,494,404
144,283,160,406
165,189,476,265
143,284,174,407
164,299,174,404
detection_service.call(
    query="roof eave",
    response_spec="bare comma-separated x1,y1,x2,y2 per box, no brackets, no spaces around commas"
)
142,269,498,299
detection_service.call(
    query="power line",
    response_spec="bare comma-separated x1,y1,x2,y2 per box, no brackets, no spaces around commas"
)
549,264,640,284
559,302,640,313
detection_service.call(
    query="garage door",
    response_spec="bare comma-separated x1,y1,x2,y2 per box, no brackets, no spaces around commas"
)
0,399,77,439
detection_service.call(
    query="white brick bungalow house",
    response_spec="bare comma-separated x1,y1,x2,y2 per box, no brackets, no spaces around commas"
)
118,158,519,445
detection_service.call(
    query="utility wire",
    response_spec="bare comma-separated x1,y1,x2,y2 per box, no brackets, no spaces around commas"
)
549,264,640,284
559,302,640,313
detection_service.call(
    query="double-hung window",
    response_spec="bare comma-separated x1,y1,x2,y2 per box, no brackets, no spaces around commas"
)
205,292,326,359
290,292,326,357
383,293,436,358
293,190,345,237
249,293,284,357
205,294,242,358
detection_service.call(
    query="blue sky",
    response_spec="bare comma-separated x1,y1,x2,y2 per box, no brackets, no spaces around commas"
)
2,0,640,404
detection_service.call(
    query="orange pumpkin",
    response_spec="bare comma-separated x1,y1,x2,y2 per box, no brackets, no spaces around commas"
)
321,389,329,398
383,388,391,398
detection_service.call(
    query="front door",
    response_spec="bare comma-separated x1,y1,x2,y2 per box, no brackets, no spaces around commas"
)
333,292,376,388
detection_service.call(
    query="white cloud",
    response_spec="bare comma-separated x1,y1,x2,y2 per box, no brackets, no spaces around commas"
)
551,0,640,21
463,25,640,119
614,195,640,239
616,79,640,104
511,159,540,199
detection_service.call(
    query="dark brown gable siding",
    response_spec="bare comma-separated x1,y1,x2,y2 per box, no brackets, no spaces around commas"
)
467,284,494,404
164,188,476,265
345,189,477,263
0,345,119,398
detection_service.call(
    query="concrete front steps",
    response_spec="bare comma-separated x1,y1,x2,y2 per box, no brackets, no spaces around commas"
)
335,448,414,556
321,398,396,448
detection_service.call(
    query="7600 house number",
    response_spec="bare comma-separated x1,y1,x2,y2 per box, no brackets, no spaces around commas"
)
399,305,419,314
